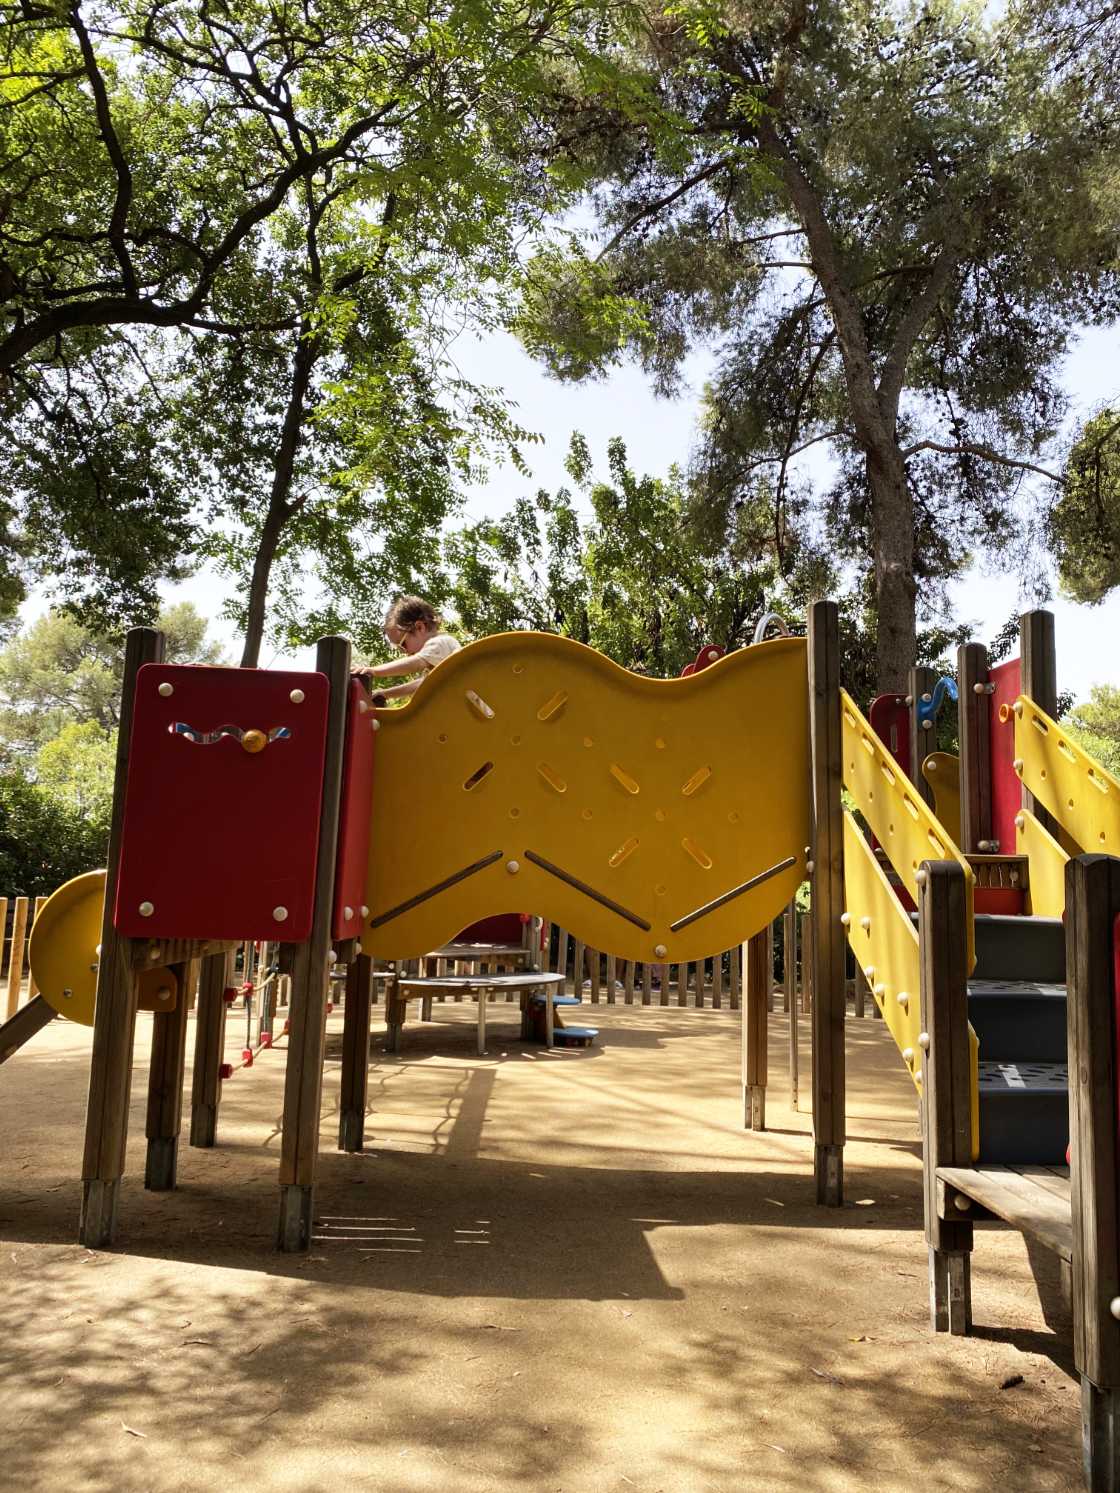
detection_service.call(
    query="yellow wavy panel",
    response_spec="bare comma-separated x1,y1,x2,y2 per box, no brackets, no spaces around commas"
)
1014,696,1120,856
840,690,975,973
1016,805,1069,918
363,634,810,960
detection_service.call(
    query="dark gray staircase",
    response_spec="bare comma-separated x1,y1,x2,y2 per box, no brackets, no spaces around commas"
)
971,914,1068,1165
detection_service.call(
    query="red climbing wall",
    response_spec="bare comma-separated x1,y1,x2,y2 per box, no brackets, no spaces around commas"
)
115,664,329,940
988,657,1023,855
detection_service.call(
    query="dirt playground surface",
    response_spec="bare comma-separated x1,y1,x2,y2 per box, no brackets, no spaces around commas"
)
0,1000,1082,1492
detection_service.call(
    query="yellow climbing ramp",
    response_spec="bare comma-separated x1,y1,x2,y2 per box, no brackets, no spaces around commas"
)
363,633,811,961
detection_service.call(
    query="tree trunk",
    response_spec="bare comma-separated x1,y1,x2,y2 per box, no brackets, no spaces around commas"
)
238,329,317,668
866,439,917,692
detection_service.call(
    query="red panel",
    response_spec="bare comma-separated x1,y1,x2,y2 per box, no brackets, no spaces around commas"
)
988,657,1022,855
459,914,524,943
332,680,376,939
975,888,1025,916
869,694,910,773
679,643,725,678
115,665,329,940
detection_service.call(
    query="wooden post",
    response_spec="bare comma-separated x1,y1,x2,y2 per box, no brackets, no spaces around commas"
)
919,859,973,1334
555,929,569,994
144,962,190,1190
742,931,769,1129
79,626,164,1248
808,600,845,1205
642,961,653,1006
712,951,723,1010
26,895,47,1000
338,953,374,1152
785,902,798,1109
4,896,28,1020
957,642,991,854
1066,854,1120,1488
190,951,233,1147
573,939,585,1004
624,959,635,1005
729,942,741,1011
908,665,937,806
679,962,691,1008
276,635,351,1252
1021,610,1059,839
605,952,616,1004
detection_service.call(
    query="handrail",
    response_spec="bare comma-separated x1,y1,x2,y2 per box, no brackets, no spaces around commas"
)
840,689,975,972
1012,695,1120,857
752,612,791,644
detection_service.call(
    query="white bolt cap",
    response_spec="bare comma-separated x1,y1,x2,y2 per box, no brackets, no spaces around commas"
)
864,965,875,980
1015,813,1025,831
290,688,305,704
360,905,369,918
158,682,174,697
972,681,986,695
805,860,815,874
506,859,520,874
840,912,851,927
1013,700,1024,716
1013,758,1024,773
897,991,909,1007
921,718,933,730
915,868,928,886
859,915,871,931
139,900,154,917
327,951,337,965
902,1047,914,1062
358,699,368,713
372,719,380,732
921,692,933,703
874,983,885,997
156,986,171,1002
654,944,667,958
344,905,354,921
273,905,288,922
95,943,102,958
1110,1298,1120,1321
918,1032,931,1050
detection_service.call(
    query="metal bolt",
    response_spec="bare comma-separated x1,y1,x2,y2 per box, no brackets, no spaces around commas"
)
62,987,73,1000
654,944,667,958
344,905,354,921
139,900,154,917
864,965,875,980
915,868,928,887
290,688,305,704
273,905,288,922
955,1194,972,1211
921,692,932,704
1013,700,1024,716
1014,814,1025,831
805,860,815,874
904,694,914,706
902,1047,914,1062
372,719,380,732
840,912,851,927
918,1032,930,1050
859,915,871,931
897,991,909,1008
156,986,171,1003
158,682,174,697
921,719,933,730
506,859,520,874
1012,758,1024,773
972,682,986,695
874,983,886,998
360,905,370,918
327,951,337,965
1111,1298,1120,1321
927,758,938,772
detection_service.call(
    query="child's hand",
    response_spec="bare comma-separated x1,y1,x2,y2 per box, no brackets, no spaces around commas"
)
371,692,388,707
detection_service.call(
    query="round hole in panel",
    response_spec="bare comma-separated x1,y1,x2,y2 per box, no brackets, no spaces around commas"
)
728,810,740,824
509,807,521,819
655,808,667,822
438,733,448,744
654,737,666,750
582,808,593,821
512,663,524,675
655,884,667,896
583,737,594,749
511,734,522,746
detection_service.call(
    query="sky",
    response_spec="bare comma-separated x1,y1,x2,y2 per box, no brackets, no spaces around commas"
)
23,315,1119,701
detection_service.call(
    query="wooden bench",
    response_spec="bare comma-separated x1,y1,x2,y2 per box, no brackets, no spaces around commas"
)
937,1163,1072,1263
386,972,566,1056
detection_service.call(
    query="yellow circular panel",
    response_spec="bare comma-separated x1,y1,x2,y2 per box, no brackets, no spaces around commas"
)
28,869,106,1026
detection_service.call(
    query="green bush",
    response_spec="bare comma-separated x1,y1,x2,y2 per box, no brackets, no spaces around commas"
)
0,770,108,896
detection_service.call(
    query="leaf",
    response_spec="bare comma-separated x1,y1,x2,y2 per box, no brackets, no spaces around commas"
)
121,1423,148,1439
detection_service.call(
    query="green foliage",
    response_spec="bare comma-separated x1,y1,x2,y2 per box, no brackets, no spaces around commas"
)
1051,409,1120,603
35,721,116,826
0,771,108,897
1064,684,1120,776
443,433,832,676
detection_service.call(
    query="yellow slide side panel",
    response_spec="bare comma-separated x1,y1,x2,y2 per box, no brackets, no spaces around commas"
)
1015,696,1120,857
840,690,975,973
922,751,961,845
1017,806,1069,918
842,812,922,1091
364,634,811,961
843,815,980,1160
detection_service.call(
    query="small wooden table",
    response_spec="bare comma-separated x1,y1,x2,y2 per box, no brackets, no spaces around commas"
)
428,942,535,971
386,972,566,1056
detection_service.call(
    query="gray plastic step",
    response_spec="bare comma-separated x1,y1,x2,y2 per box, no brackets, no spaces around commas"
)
977,1060,1069,1165
973,914,1065,984
966,981,1067,1064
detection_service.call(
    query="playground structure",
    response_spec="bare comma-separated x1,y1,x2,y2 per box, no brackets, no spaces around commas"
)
2,602,1120,1486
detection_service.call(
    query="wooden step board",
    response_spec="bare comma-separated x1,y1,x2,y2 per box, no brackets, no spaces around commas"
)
937,1163,1072,1262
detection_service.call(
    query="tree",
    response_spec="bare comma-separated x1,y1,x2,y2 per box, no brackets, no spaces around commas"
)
34,720,115,826
517,0,1120,688
1064,683,1120,777
0,770,109,896
2,0,647,653
1050,407,1120,603
443,432,832,675
0,602,221,757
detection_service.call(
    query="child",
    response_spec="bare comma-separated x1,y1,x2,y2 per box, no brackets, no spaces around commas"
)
354,596,461,704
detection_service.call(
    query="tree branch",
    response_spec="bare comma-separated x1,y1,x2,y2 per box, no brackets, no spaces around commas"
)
900,439,1060,482
595,156,735,261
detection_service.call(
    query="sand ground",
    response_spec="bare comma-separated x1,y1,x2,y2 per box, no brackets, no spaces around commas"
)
0,998,1081,1492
